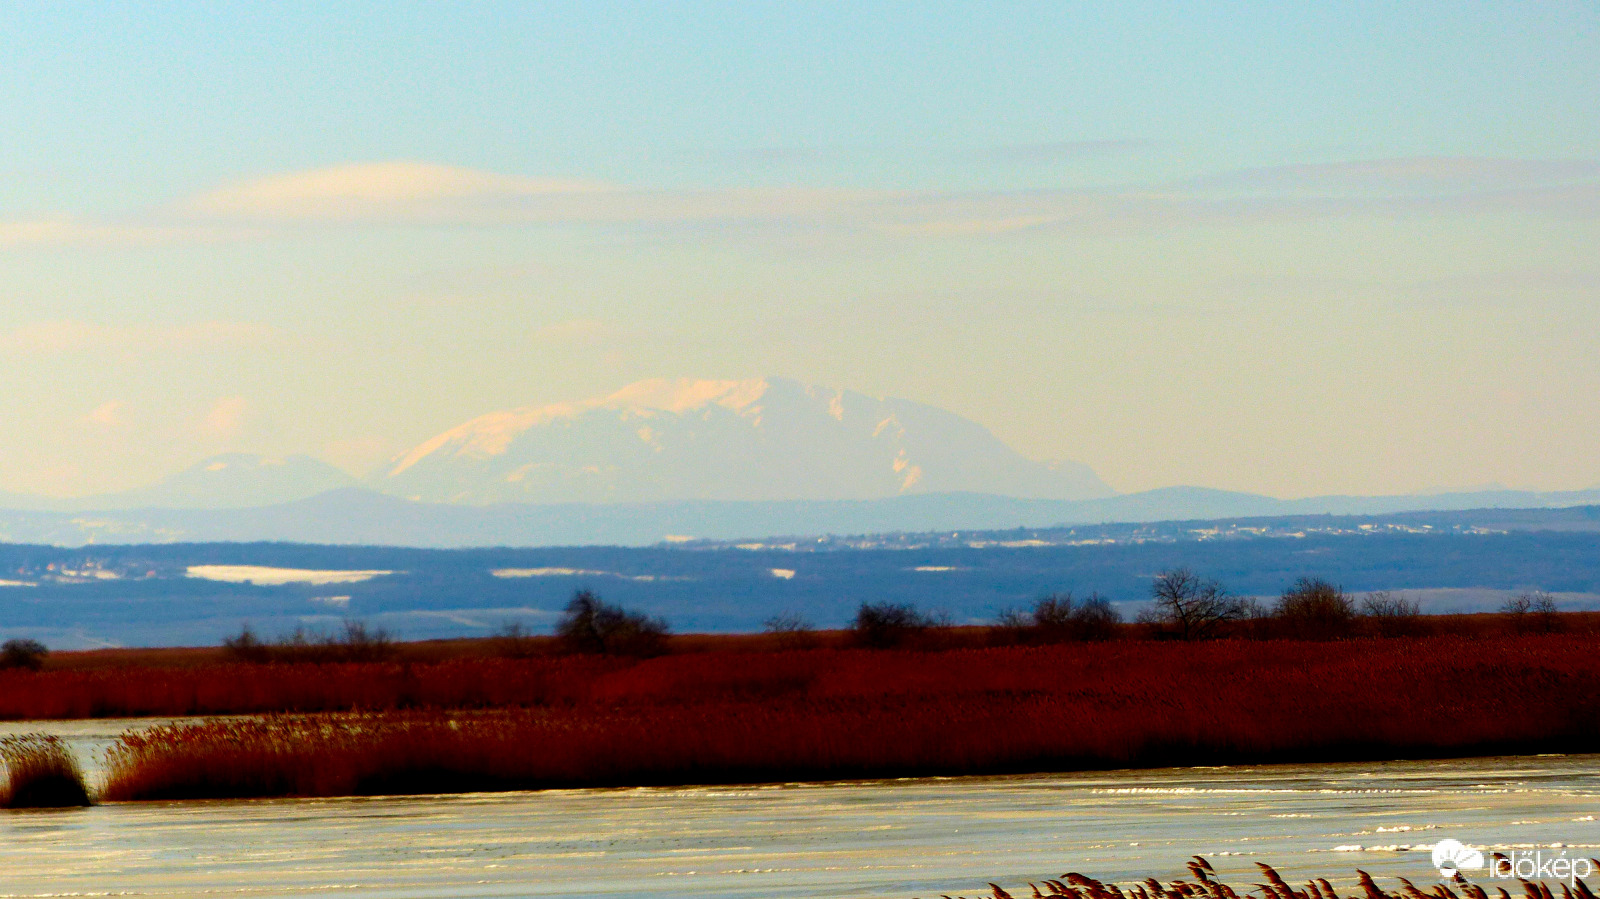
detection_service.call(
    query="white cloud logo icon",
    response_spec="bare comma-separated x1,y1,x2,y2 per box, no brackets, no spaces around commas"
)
1433,839,1485,877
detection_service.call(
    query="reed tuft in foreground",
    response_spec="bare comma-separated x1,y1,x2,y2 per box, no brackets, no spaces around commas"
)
0,735,91,808
930,859,1600,899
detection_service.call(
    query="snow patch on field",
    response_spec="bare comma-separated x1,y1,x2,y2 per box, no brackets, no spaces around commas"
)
187,565,393,586
491,567,662,582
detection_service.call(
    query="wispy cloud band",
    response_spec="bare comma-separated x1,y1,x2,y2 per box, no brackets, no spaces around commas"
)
3,156,1597,248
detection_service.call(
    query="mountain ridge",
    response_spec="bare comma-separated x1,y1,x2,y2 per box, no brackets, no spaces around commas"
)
370,376,1115,504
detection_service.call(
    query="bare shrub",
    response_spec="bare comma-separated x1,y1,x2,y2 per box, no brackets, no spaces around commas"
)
0,639,49,671
1139,569,1245,640
490,622,542,659
334,621,395,663
1359,591,1422,637
1503,590,1561,634
852,602,942,649
221,625,270,663
1273,577,1356,640
1030,594,1077,637
1529,592,1562,632
991,607,1033,644
220,620,396,664
763,612,817,650
994,593,1122,643
1070,594,1123,641
556,590,669,656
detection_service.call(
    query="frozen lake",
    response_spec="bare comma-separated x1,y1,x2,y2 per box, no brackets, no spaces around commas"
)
1,722,1596,898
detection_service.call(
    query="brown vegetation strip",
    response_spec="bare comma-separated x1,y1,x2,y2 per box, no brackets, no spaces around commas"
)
98,632,1600,800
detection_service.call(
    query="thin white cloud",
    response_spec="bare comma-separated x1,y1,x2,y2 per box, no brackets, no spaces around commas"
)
7,156,1598,249
183,157,1594,233
0,320,278,355
182,161,610,223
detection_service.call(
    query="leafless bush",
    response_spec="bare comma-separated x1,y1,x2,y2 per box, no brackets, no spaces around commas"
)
763,612,818,650
998,592,1122,642
1503,590,1561,634
490,622,542,659
1359,591,1422,637
0,639,49,671
220,620,397,664
1273,577,1356,639
852,602,944,649
556,590,670,656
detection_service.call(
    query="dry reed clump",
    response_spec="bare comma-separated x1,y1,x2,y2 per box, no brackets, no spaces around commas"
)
932,859,1600,899
0,735,91,808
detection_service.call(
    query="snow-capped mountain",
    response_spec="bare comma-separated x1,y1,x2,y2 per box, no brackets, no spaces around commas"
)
373,377,1115,505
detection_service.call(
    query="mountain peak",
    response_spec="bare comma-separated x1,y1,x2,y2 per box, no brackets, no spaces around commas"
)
376,377,1113,505
388,377,789,477
601,377,774,415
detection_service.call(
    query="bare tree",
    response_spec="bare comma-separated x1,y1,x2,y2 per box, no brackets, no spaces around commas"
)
1140,569,1245,640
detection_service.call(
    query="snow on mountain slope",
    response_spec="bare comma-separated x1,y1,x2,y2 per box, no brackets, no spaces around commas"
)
374,377,1115,505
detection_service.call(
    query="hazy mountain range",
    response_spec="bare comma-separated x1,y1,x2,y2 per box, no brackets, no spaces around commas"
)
373,377,1114,504
1,376,1596,547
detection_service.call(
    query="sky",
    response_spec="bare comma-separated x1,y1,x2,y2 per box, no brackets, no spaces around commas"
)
1,2,1597,499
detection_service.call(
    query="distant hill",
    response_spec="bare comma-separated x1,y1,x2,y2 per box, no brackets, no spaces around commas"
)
4,485,1600,548
0,454,357,512
371,376,1115,504
98,454,358,510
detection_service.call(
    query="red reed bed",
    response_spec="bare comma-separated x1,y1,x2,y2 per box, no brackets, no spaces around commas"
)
8,632,1600,722
100,633,1600,800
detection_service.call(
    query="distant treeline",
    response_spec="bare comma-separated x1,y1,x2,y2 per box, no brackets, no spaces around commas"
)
2,530,1600,644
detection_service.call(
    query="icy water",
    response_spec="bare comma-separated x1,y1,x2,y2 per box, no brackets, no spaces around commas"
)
1,721,1597,899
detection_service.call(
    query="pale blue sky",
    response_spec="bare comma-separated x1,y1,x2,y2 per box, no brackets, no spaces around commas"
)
1,3,1597,497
